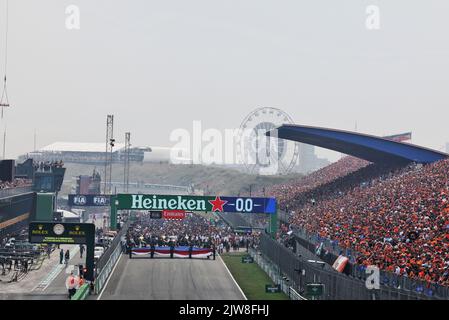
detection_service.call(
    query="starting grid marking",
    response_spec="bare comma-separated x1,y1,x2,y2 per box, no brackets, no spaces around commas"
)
34,246,80,291
35,265,64,290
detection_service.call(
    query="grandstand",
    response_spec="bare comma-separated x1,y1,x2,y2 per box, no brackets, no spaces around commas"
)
20,142,196,165
261,125,449,293
21,142,151,165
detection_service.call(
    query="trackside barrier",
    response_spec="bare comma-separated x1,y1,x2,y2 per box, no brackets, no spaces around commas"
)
248,248,305,300
288,287,307,301
94,240,123,295
95,219,129,274
71,284,90,300
93,219,130,295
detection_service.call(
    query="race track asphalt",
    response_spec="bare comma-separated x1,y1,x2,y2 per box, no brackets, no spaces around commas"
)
99,254,245,300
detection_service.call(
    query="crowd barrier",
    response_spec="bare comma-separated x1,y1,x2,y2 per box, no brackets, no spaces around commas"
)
94,240,123,295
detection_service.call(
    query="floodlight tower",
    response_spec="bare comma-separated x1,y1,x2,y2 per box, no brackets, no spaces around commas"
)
123,132,131,193
104,115,114,194
109,136,115,195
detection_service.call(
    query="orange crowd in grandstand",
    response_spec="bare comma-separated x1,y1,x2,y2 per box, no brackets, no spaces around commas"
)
265,156,370,206
268,156,449,286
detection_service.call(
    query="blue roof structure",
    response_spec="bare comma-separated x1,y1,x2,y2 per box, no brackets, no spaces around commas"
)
266,124,448,164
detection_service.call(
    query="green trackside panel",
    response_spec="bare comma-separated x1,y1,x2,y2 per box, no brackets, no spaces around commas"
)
35,193,55,221
270,211,278,238
110,196,117,231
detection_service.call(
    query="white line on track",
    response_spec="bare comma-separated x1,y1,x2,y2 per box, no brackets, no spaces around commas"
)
218,254,247,300
97,253,123,300
33,246,80,291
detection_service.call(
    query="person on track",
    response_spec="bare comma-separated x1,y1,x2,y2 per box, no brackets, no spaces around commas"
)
80,245,85,259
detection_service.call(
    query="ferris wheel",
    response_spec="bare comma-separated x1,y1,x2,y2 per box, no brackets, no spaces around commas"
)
236,107,300,175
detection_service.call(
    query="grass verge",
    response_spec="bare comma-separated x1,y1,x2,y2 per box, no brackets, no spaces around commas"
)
220,252,289,300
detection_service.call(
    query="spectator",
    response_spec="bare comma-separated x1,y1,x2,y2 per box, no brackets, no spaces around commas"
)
270,157,449,286
80,245,85,259
66,272,77,299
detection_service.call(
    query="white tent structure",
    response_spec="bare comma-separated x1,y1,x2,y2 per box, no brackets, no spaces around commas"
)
57,209,81,223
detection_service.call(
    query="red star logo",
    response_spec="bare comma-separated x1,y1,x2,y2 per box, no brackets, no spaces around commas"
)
208,196,228,212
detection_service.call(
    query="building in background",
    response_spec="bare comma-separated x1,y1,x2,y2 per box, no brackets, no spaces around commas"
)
18,142,151,165
295,143,330,174
384,132,412,143
1,158,66,241
76,169,101,194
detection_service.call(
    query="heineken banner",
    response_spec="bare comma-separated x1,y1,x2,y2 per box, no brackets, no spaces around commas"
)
115,194,276,214
68,194,110,207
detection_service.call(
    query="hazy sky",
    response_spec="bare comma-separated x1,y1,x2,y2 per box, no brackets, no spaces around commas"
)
1,0,449,161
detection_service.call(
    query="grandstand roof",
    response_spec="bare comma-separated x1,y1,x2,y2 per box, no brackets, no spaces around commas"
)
39,142,126,153
267,125,448,164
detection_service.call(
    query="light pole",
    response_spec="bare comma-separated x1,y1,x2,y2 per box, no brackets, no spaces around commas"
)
104,114,114,194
